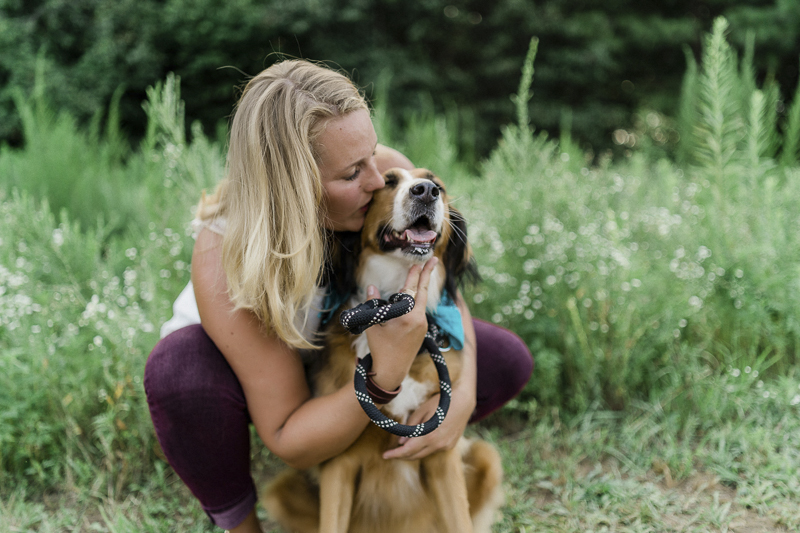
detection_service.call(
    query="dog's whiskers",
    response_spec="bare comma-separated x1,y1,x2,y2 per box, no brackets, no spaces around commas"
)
446,218,468,244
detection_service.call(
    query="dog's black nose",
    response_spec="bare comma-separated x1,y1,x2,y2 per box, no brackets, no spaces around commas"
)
410,181,440,204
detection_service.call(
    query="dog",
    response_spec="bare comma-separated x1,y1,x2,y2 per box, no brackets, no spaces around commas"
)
263,168,504,533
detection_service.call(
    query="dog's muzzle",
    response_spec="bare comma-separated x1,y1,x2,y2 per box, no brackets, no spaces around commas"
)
380,182,443,256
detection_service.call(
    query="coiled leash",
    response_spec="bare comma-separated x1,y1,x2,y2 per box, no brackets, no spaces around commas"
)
340,292,451,437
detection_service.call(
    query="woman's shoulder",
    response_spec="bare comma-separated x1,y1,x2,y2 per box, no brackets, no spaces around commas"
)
191,216,227,237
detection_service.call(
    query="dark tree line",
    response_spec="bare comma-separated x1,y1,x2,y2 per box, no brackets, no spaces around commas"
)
2,0,799,157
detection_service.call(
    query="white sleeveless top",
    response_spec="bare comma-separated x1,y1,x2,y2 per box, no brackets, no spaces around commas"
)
159,217,325,341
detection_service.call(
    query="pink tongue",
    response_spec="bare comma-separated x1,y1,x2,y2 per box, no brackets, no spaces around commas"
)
404,229,437,243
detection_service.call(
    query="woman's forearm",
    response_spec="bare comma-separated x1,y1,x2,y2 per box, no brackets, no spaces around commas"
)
264,380,371,469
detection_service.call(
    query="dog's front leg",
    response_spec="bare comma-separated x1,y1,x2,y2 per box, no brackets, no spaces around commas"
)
318,456,357,533
423,448,474,533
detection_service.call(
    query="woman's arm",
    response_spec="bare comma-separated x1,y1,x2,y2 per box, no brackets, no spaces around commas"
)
192,228,435,469
382,290,478,460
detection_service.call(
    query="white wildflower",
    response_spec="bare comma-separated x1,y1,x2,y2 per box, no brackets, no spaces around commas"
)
52,228,64,247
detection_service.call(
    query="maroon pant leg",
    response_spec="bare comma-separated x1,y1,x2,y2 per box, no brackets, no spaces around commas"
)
471,318,534,422
144,324,256,529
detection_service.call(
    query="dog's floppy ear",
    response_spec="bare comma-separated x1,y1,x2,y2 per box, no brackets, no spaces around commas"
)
443,207,480,302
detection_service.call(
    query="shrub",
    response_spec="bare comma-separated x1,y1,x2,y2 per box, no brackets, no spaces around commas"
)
464,19,800,412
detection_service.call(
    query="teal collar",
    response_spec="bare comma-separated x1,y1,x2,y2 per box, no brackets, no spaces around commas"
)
321,288,464,350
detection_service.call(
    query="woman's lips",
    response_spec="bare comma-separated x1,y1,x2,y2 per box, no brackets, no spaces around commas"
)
359,201,371,214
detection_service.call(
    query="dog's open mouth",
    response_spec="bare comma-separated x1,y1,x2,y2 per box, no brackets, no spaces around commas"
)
381,217,438,255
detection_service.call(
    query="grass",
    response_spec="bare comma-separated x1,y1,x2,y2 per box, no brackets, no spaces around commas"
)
5,388,800,531
3,17,800,531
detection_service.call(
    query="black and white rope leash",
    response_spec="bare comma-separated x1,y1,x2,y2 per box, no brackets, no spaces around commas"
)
340,293,451,438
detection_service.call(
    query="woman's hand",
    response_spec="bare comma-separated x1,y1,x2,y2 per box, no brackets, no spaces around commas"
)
363,257,438,392
381,289,478,461
381,381,476,461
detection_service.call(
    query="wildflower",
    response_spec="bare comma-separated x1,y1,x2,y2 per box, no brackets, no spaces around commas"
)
52,228,64,247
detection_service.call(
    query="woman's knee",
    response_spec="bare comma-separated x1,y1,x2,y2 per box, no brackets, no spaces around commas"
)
471,319,534,422
144,324,244,408
474,318,534,379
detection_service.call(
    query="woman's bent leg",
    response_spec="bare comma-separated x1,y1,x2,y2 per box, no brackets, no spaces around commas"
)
144,324,257,529
471,318,534,423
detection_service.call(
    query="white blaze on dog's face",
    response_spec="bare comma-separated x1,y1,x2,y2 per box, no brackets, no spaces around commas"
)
357,168,451,309
374,168,445,262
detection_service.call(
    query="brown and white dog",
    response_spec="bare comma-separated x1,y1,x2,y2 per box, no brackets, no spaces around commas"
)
263,168,503,533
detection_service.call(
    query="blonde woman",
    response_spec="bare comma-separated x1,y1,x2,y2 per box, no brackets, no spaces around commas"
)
144,59,533,532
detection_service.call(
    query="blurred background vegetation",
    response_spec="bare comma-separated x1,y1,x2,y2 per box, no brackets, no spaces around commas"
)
2,0,800,160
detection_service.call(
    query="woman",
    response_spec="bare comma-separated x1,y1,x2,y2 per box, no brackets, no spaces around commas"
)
144,59,532,532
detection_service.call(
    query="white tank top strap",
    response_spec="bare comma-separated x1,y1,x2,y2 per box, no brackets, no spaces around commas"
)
191,216,227,237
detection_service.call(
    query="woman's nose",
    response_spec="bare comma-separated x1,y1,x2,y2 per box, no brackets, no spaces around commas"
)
364,162,385,191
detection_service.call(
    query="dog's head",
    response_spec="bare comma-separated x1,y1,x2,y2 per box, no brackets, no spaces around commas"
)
358,168,477,304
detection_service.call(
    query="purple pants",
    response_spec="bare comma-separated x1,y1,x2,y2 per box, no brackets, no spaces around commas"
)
144,320,533,529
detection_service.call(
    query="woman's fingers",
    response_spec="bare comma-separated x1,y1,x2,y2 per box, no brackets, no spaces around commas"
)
367,285,379,300
400,257,438,310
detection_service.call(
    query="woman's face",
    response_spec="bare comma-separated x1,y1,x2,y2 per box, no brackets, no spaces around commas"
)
317,109,385,232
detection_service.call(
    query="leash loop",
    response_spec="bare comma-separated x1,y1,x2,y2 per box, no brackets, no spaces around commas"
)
341,293,452,437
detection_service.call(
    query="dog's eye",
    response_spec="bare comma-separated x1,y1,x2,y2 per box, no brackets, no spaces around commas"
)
383,175,398,188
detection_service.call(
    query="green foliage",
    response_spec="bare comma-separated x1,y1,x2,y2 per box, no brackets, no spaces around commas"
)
463,19,800,412
511,37,539,133
0,76,216,494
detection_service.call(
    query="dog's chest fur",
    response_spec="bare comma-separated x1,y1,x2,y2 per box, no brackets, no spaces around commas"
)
349,253,446,419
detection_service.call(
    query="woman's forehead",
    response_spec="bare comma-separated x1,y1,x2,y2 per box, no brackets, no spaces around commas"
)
316,109,377,175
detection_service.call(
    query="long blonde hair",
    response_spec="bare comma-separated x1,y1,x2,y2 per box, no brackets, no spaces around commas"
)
198,60,368,349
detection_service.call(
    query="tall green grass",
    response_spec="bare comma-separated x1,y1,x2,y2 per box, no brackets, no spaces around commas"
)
0,73,222,494
461,19,800,412
1,17,800,529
